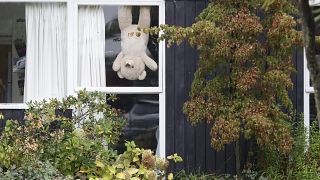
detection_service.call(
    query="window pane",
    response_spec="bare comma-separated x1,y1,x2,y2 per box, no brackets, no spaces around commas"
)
110,94,159,153
0,3,68,103
78,5,159,87
310,94,317,125
0,3,26,103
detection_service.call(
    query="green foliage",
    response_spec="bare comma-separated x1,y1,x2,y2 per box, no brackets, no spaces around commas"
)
0,90,126,177
173,170,220,180
0,91,180,179
0,161,69,180
85,141,182,180
149,0,302,154
258,121,320,179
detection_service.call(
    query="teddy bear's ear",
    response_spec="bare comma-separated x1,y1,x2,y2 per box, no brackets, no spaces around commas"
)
118,6,132,30
138,6,151,29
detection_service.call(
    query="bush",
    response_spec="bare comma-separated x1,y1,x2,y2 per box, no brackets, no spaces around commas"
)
257,121,320,179
0,90,126,177
0,90,180,179
0,161,69,180
86,141,182,180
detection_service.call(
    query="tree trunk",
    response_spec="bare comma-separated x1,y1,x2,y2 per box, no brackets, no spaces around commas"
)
298,0,320,128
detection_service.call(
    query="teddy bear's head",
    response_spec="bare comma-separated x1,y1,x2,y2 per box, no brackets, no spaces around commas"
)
119,55,146,80
113,6,156,81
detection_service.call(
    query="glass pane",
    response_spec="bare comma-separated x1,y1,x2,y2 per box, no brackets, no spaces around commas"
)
310,94,317,125
0,3,26,103
110,94,159,153
78,5,159,87
0,3,67,103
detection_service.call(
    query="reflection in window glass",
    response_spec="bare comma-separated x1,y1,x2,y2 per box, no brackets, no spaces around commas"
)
310,94,317,124
104,6,159,87
110,94,159,153
0,3,26,103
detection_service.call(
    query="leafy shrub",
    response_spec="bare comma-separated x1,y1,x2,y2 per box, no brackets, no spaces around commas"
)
0,90,126,177
86,141,182,180
0,91,180,179
258,121,320,179
0,161,69,180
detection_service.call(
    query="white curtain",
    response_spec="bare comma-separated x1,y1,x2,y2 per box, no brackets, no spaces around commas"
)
78,6,106,87
24,3,67,102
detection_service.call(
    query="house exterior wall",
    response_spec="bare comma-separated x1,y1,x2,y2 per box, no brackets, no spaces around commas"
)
164,0,304,174
0,0,304,175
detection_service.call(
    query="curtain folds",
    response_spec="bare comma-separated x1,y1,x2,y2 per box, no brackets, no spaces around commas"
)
78,6,106,87
25,3,67,102
25,4,106,102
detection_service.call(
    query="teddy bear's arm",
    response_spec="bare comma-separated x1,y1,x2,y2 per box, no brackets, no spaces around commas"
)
141,53,157,71
118,6,132,30
112,52,124,72
138,6,151,29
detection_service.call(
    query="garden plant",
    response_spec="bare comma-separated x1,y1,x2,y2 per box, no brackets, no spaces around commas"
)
0,90,181,179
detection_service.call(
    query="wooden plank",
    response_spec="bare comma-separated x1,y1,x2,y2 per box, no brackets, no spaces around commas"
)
11,109,25,124
225,143,236,175
194,0,207,173
174,0,186,171
240,136,247,170
183,0,196,172
206,123,216,172
165,0,176,170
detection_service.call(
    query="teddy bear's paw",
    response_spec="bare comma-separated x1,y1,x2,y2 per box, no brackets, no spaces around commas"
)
138,71,147,80
148,61,158,71
141,54,157,71
117,71,124,79
112,62,121,72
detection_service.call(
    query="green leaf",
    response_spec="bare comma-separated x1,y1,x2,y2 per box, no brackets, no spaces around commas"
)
130,178,140,180
116,172,126,179
127,168,139,175
96,161,105,168
107,166,116,175
133,156,140,162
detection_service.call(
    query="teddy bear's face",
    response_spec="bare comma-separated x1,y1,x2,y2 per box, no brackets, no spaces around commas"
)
121,25,148,55
120,55,145,80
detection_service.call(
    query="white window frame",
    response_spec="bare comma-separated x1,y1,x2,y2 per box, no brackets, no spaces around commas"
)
304,1,320,140
0,0,166,158
304,50,313,140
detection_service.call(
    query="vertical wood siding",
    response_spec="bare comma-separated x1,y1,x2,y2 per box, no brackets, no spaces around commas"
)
164,0,304,174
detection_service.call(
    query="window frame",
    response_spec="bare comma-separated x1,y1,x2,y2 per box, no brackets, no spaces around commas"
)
0,0,166,157
304,1,320,140
304,50,312,139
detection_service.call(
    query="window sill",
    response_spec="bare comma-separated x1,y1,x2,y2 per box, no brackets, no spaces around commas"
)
0,103,28,109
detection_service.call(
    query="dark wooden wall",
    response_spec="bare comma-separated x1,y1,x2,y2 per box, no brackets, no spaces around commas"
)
164,0,304,174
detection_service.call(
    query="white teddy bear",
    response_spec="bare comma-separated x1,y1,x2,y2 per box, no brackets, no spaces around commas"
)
112,6,158,80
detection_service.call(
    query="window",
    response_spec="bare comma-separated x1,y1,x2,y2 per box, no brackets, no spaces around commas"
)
0,2,68,107
0,0,166,157
304,1,320,138
0,3,26,104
